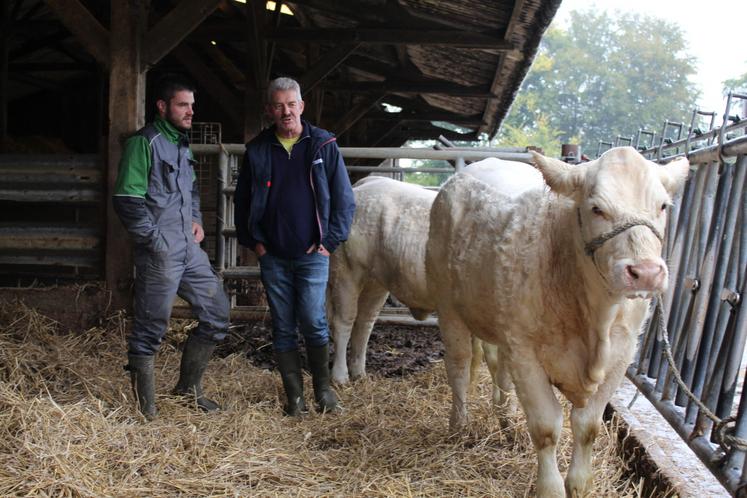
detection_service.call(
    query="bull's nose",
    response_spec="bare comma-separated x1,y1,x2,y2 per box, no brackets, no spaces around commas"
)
626,260,666,290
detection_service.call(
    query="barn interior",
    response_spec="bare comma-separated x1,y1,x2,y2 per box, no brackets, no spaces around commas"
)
0,0,562,303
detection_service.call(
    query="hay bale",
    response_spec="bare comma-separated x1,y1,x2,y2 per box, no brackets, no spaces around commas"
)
0,302,642,497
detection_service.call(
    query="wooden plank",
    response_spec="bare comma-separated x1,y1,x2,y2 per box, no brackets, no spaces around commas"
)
143,0,222,69
266,28,514,49
327,80,495,98
43,0,110,67
299,43,360,96
105,0,147,309
196,24,514,49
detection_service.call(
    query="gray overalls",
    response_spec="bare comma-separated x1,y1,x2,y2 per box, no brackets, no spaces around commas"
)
115,123,229,355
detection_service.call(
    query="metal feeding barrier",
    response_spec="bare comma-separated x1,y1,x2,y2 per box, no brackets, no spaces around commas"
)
617,91,747,495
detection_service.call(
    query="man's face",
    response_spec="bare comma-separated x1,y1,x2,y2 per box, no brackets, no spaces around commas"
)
158,89,194,131
267,89,304,137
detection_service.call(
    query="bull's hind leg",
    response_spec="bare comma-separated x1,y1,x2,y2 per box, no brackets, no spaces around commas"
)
439,313,473,433
482,341,516,417
511,357,565,498
348,282,389,381
469,336,484,397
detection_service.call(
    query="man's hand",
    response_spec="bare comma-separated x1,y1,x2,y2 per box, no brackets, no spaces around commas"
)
192,222,205,243
255,242,267,257
317,243,330,257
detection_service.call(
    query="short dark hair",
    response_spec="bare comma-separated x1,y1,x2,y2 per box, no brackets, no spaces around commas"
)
154,73,196,103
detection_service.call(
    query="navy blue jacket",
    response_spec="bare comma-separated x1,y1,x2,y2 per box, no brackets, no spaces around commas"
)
234,121,355,254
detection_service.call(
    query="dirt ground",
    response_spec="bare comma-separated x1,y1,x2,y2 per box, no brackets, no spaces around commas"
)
219,319,444,377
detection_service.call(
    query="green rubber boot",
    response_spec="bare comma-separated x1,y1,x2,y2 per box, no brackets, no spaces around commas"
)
307,344,340,413
126,353,157,421
276,350,308,416
172,335,220,412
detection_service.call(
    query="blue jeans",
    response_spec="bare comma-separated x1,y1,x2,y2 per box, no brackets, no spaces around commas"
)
259,251,330,353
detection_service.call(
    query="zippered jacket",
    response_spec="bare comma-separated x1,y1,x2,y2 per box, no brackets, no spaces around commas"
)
112,116,200,252
234,120,355,254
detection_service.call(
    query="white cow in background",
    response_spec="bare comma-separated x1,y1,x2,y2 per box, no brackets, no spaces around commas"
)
426,147,689,497
327,176,436,385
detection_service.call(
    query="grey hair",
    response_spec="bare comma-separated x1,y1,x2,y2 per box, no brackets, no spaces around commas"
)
267,77,302,103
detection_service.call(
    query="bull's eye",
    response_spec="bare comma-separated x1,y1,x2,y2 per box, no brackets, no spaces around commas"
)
592,206,604,216
661,203,667,211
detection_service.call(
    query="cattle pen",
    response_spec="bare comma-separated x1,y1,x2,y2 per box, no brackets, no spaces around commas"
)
1,97,747,496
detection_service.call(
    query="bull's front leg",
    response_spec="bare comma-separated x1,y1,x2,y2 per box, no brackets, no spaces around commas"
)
327,276,360,385
566,359,629,497
511,356,565,498
348,283,389,380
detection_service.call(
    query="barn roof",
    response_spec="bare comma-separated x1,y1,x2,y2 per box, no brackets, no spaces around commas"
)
4,0,562,148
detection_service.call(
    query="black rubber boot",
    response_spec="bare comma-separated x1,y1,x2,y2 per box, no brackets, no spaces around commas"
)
307,344,339,413
276,350,308,416
172,334,220,412
125,353,157,421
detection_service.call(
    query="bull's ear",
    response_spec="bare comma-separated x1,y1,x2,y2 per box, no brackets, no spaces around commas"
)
530,151,586,197
659,156,690,195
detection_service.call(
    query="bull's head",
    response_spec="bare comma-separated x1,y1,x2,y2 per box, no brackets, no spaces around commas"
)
531,147,690,298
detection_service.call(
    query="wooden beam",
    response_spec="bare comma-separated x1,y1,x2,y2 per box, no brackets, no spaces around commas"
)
265,28,514,49
172,44,241,129
43,0,109,67
285,0,388,23
9,30,69,59
299,43,359,96
143,0,222,69
206,42,245,88
327,80,495,98
196,23,514,49
106,0,147,309
367,110,484,127
332,91,386,137
480,0,526,136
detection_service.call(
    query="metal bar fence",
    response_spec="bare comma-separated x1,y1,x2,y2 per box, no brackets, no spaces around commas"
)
624,93,747,495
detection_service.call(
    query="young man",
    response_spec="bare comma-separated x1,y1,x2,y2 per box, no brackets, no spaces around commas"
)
234,77,355,416
113,74,230,420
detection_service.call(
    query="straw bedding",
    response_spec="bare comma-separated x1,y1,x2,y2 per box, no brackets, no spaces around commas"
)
0,300,645,497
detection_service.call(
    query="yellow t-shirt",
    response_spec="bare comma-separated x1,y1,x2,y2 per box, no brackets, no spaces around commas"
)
276,135,300,155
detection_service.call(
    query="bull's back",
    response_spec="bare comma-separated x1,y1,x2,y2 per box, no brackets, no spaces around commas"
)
427,173,550,343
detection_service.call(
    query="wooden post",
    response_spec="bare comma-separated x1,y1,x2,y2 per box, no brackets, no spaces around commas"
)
243,0,265,142
0,0,9,148
105,0,147,309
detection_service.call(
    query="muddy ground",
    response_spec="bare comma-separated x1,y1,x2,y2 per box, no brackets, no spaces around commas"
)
219,320,444,377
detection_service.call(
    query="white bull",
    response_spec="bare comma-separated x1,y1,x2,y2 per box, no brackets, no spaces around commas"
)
426,147,689,497
329,160,544,392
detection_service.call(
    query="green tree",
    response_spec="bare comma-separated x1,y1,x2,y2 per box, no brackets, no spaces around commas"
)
723,69,747,94
497,9,700,156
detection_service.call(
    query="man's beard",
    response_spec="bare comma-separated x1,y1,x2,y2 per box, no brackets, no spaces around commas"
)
166,109,190,131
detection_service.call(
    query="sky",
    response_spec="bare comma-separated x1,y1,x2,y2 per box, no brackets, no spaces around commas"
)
553,0,747,116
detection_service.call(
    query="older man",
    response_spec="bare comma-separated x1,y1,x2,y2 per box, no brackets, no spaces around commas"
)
234,77,355,416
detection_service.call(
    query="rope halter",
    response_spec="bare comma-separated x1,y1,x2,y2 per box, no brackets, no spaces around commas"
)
576,208,664,257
